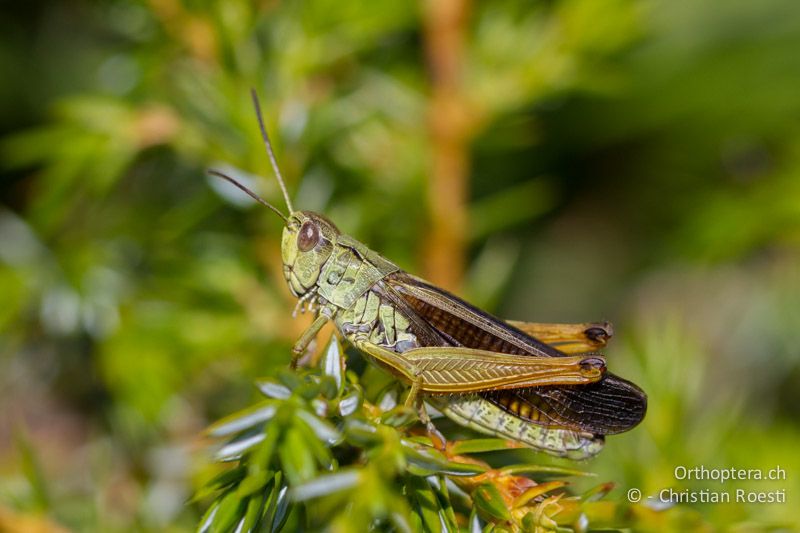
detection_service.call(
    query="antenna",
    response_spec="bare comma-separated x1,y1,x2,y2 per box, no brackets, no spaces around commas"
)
250,88,295,213
208,169,288,223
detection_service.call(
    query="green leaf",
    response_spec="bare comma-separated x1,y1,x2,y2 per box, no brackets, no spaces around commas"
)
296,380,322,400
291,470,361,501
296,410,341,444
293,417,335,471
408,476,444,533
320,336,346,392
211,490,246,532
193,466,247,502
237,469,274,498
581,481,615,502
249,419,282,471
207,401,278,437
343,419,381,446
256,381,292,400
276,370,301,390
498,464,594,478
318,375,339,400
278,425,317,485
472,483,511,522
520,511,536,532
402,442,486,477
240,492,266,533
448,439,520,455
197,500,219,533
389,510,415,533
270,485,291,531
380,405,419,428
431,475,459,531
468,508,481,533
260,475,281,532
215,432,266,462
338,390,362,416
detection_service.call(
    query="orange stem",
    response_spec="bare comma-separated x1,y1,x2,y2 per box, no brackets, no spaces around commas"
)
422,0,472,292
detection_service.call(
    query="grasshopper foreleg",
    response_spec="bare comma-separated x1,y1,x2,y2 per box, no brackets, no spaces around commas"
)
291,305,337,369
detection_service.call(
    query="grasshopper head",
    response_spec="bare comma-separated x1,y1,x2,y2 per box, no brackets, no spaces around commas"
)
281,211,340,297
213,91,343,299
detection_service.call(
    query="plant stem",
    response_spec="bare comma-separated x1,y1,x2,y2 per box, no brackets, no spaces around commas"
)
422,0,472,292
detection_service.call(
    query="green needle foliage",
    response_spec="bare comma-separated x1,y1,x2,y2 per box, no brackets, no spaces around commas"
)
198,339,475,531
197,337,688,532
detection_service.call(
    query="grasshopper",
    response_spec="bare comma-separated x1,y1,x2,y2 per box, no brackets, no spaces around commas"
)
211,90,646,459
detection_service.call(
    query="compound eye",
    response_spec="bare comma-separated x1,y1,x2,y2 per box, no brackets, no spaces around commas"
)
297,221,320,252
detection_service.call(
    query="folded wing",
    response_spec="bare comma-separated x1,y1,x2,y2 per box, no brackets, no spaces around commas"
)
381,272,647,435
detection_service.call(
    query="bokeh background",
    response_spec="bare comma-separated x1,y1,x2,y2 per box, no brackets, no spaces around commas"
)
2,0,800,530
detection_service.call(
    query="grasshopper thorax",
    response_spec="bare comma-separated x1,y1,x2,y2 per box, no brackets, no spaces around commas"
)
281,211,340,298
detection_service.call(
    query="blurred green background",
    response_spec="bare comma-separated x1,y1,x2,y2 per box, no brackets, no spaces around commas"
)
1,0,799,530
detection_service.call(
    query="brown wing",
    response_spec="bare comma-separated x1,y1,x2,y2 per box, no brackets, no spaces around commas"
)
380,272,647,435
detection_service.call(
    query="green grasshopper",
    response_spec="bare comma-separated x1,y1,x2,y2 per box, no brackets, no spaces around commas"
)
211,90,646,460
